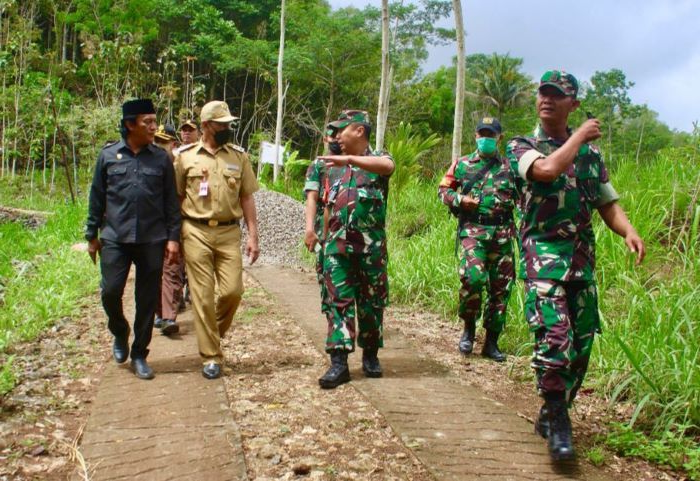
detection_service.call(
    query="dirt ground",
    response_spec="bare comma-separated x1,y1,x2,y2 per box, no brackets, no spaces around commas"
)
221,275,432,480
0,299,110,480
0,270,685,480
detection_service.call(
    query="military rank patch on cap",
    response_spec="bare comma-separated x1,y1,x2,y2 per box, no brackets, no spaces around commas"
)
475,117,502,134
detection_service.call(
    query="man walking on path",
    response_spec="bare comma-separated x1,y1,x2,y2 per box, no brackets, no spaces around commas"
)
507,70,645,461
438,117,518,362
174,100,260,380
316,110,394,389
153,124,185,336
85,98,181,380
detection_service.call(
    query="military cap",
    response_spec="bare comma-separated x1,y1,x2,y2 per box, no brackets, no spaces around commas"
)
475,116,502,135
327,110,371,130
539,70,579,98
122,98,156,118
155,124,177,141
200,101,238,123
179,119,198,130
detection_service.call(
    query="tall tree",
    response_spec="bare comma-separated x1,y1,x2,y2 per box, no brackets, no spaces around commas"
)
375,0,390,151
273,0,286,181
451,0,465,160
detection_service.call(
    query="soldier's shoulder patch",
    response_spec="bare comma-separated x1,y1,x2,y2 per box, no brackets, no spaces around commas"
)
589,144,601,155
230,144,246,153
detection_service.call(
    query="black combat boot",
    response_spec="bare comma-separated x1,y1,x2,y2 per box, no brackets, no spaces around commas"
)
535,404,549,439
547,396,575,461
458,320,476,354
318,350,350,389
362,347,383,378
481,330,506,362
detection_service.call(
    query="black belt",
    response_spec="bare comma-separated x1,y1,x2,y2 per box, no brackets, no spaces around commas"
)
185,217,239,227
464,212,512,226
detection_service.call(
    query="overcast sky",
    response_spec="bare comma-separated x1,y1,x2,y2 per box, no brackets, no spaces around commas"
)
328,0,700,132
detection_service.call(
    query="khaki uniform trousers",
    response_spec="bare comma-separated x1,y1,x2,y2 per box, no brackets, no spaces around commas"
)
181,220,244,365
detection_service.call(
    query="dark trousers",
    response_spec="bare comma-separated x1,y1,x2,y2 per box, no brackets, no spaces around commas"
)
100,239,165,359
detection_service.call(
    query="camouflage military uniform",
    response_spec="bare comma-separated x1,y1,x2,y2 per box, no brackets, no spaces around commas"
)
507,125,619,402
304,159,330,313
323,149,393,352
438,152,517,334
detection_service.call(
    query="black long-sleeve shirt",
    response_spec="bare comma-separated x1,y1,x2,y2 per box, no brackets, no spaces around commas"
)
85,140,181,243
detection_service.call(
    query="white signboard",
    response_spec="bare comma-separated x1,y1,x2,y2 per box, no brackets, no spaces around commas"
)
260,141,285,165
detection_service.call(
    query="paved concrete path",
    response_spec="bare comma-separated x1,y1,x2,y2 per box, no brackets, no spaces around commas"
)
74,280,247,481
248,265,612,481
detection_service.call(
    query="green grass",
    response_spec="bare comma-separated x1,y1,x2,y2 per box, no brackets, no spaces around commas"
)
0,173,99,395
606,423,700,479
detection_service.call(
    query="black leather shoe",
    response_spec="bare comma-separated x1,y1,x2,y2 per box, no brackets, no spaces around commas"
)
458,320,476,354
112,336,129,364
481,330,506,362
153,316,165,329
161,319,179,336
202,362,221,379
547,398,575,461
362,348,383,378
130,358,154,380
319,350,350,389
535,404,549,439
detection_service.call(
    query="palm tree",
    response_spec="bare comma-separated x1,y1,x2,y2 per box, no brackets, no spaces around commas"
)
467,53,532,120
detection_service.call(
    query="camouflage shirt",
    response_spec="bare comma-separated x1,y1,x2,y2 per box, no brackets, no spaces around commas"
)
506,125,620,281
303,158,328,239
438,151,517,241
325,149,393,256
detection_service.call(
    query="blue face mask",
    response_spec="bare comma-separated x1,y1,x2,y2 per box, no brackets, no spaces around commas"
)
476,137,498,156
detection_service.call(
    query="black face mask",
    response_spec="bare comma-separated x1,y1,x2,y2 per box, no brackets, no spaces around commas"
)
328,140,342,155
213,128,234,146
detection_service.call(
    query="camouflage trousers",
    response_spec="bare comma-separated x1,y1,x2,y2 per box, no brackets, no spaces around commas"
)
524,279,600,403
323,248,389,352
458,235,515,333
314,247,330,314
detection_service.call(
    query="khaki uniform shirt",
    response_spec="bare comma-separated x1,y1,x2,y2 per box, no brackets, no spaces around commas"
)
174,141,259,221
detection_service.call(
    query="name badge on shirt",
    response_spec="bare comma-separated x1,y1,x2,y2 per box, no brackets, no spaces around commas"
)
226,164,240,171
199,180,209,197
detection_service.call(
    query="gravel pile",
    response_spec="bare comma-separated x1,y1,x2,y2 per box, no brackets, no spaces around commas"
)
241,189,306,267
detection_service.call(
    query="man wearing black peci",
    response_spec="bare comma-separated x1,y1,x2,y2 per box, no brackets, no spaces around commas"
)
85,99,181,380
